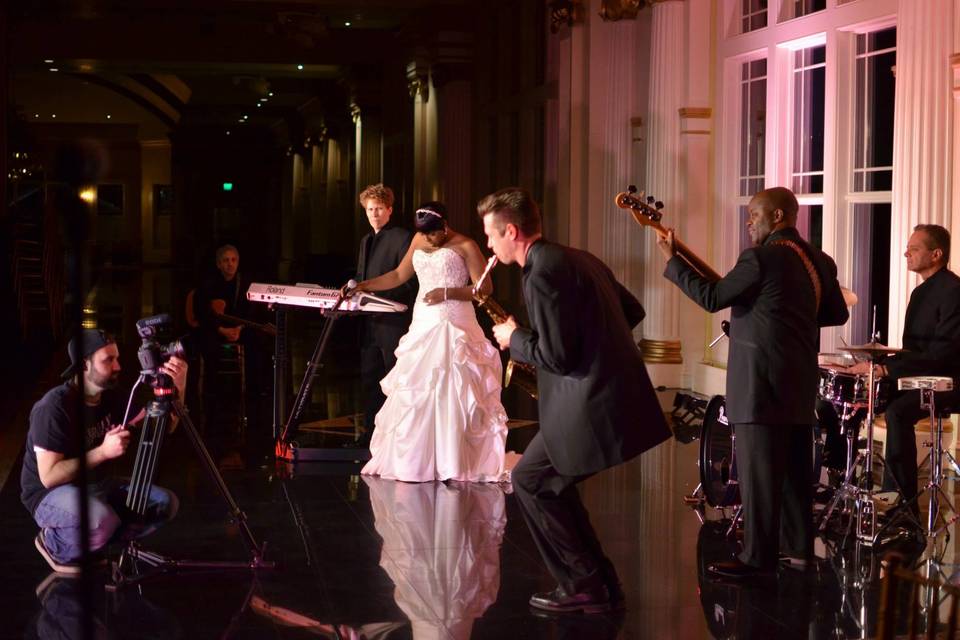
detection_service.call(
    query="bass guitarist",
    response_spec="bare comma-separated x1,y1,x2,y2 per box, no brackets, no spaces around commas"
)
657,187,848,579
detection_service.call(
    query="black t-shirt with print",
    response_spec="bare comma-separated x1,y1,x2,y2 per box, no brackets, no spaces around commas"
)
20,382,141,516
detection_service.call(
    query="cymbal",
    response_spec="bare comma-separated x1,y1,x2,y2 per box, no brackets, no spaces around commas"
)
840,286,858,307
839,341,903,357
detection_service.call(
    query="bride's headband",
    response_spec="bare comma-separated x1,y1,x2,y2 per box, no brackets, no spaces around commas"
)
415,208,443,220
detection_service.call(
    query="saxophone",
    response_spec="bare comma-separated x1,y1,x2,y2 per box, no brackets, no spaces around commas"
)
472,256,539,399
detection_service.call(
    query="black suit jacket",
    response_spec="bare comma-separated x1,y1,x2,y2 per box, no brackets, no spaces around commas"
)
885,268,960,381
357,223,416,349
665,227,849,425
509,240,670,476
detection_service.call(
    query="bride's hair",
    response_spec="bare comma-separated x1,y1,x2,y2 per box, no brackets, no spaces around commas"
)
414,201,447,233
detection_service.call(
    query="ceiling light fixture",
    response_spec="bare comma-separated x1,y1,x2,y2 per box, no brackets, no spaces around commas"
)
297,64,304,71
344,21,351,26
106,114,111,119
51,114,57,118
49,67,59,72
44,59,54,64
268,92,274,97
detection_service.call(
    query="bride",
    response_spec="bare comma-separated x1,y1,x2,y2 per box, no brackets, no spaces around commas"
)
350,201,508,482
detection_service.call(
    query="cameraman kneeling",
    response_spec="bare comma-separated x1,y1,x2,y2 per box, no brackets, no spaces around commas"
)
21,329,187,574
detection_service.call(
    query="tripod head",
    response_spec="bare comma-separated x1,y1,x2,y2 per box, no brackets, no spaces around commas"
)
135,313,189,393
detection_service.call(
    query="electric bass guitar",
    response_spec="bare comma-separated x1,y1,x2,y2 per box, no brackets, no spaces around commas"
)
614,187,721,281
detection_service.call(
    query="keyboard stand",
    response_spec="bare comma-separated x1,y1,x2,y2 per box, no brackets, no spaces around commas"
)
274,297,371,464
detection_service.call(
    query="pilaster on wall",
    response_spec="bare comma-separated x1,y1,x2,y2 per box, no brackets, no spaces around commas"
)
888,0,955,346
953,52,960,255
406,31,474,232
351,98,384,241
640,0,687,383
407,57,438,208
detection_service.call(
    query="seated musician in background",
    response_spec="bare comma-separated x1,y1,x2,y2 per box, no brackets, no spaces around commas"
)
21,329,186,574
659,187,848,579
196,244,266,441
846,224,960,514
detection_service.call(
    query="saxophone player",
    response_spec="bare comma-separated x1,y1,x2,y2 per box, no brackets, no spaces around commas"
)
479,187,670,614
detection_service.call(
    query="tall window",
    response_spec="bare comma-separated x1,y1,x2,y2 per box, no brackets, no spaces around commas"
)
737,58,767,251
792,45,825,196
742,0,767,33
780,0,826,22
852,28,896,192
849,26,896,343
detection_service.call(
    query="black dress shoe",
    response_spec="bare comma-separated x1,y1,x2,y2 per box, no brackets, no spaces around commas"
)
706,560,775,581
529,586,612,614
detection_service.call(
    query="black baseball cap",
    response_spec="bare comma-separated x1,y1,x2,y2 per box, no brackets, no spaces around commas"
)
61,329,115,379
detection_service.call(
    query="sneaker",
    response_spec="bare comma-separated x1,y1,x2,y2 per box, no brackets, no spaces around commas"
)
34,532,82,575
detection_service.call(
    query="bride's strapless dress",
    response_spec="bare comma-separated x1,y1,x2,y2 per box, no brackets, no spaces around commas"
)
361,247,509,482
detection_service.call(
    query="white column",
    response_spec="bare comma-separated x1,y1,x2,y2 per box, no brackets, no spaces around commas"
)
353,104,383,240
641,0,687,376
585,4,643,290
888,0,956,346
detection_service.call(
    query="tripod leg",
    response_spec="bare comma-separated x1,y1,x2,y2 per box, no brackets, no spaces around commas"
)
173,401,271,566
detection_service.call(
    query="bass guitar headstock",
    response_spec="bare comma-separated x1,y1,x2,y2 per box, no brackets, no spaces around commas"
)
614,185,665,226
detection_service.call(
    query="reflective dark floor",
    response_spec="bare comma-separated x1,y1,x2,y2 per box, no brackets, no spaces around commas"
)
3,268,960,638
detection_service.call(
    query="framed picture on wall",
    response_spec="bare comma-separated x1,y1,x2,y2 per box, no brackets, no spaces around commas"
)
96,184,124,216
154,184,174,216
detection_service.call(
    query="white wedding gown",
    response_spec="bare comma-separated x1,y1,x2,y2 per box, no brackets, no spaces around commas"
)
361,247,509,482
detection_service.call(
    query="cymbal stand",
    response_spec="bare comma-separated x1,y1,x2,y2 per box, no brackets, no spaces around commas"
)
818,401,864,533
855,358,881,543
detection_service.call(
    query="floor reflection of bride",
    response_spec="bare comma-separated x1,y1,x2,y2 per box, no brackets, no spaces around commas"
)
364,476,506,640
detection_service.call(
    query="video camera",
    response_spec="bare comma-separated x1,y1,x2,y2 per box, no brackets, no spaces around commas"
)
136,313,188,390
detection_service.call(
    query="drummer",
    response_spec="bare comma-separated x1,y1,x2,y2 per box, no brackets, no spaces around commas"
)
846,224,960,513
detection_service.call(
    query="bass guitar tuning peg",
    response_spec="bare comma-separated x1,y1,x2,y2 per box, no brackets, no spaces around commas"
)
627,185,637,194
646,195,655,204
654,201,664,210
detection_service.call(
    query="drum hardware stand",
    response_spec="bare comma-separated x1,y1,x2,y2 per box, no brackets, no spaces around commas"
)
822,334,910,546
892,378,960,540
109,384,275,589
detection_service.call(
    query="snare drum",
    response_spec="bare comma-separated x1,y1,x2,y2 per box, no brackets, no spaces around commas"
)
817,367,890,413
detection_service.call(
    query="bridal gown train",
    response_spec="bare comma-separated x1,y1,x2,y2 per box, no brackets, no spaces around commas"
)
361,247,509,482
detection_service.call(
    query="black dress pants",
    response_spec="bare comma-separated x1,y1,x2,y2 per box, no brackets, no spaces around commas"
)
735,423,813,569
360,344,398,440
511,433,619,595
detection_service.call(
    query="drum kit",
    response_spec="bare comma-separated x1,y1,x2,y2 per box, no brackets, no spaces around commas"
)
689,296,959,548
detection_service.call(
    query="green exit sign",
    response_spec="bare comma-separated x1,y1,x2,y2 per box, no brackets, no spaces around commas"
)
222,182,234,192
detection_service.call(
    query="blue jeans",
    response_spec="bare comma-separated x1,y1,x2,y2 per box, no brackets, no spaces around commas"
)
33,478,178,564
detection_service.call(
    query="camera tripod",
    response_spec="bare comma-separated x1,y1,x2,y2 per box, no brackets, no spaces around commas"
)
109,377,275,589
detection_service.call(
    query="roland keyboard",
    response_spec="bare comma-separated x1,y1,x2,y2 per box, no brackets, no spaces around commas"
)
247,282,408,313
